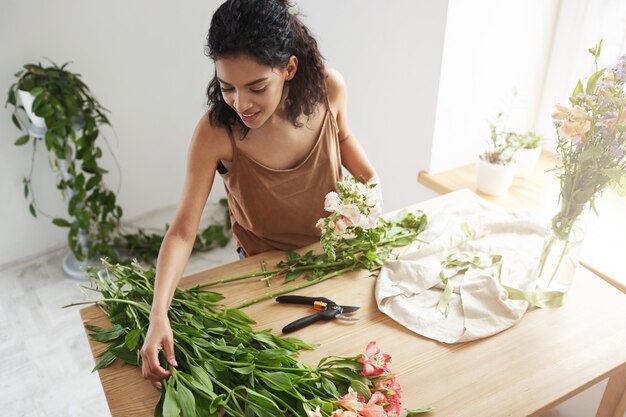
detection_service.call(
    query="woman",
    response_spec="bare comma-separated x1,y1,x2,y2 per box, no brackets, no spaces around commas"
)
141,0,379,387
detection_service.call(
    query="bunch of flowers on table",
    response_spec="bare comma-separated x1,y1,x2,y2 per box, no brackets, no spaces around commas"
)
309,342,429,417
317,178,383,260
550,42,626,229
537,42,626,287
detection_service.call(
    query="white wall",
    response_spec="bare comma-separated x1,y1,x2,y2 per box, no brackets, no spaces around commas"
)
0,0,447,265
429,0,560,173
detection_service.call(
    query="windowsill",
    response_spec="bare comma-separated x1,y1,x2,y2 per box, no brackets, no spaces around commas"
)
418,150,626,293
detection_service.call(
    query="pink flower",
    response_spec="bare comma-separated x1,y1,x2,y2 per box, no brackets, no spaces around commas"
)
334,218,350,235
337,387,364,412
385,400,406,417
359,341,391,377
552,104,591,143
375,377,401,396
473,225,491,240
324,191,342,213
309,405,323,417
331,410,359,417
360,392,387,417
338,203,361,225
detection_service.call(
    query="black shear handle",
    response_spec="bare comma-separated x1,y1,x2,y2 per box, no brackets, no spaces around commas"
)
276,295,334,305
282,310,337,333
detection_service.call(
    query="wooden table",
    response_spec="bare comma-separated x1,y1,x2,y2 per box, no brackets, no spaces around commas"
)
418,151,626,293
80,190,626,417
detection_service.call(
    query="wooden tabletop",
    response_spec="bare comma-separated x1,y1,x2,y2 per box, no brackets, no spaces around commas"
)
80,190,626,417
418,152,626,293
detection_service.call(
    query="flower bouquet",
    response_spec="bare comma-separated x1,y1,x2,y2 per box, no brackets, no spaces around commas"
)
537,41,626,295
317,178,383,261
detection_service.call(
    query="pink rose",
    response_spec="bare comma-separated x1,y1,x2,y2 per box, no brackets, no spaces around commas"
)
324,191,342,213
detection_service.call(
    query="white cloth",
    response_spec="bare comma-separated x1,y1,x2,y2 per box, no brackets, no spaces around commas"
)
375,201,545,343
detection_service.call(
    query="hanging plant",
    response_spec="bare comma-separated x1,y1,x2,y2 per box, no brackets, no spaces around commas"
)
7,60,122,261
6,60,230,265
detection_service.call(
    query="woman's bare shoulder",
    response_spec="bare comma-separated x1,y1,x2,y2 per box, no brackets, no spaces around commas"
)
324,67,348,113
189,112,233,165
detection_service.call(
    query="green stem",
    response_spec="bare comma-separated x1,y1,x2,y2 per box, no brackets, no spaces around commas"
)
232,266,358,310
62,298,150,312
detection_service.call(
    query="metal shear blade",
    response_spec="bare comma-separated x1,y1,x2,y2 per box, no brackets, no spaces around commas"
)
276,295,360,333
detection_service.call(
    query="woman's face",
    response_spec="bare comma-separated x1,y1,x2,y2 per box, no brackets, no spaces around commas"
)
215,54,296,129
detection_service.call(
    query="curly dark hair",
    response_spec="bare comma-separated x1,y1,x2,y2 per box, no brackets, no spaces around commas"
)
205,0,327,134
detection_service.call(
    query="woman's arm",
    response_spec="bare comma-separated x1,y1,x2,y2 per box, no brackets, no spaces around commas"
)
140,114,231,387
326,68,378,184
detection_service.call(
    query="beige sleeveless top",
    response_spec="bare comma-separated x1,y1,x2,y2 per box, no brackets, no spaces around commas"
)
219,105,343,256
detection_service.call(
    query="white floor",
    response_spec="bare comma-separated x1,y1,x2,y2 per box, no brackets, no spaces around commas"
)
0,205,611,417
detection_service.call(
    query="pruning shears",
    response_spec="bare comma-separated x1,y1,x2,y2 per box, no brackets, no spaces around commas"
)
276,295,360,333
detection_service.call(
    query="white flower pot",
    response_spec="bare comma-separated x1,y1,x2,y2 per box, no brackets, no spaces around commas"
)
476,158,517,196
514,147,541,178
17,89,47,128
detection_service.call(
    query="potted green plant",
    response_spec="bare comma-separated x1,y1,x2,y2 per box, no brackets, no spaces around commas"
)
476,111,518,196
6,60,122,278
512,131,543,178
7,60,232,279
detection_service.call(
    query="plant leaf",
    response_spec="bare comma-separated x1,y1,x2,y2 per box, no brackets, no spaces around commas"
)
177,383,197,417
14,134,29,146
124,328,142,350
92,349,116,371
52,218,71,227
163,387,181,417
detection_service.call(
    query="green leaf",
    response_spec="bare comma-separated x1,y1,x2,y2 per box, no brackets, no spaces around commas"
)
44,131,56,151
111,345,139,365
586,68,605,94
92,349,116,371
571,80,584,102
154,391,165,417
52,218,71,227
232,365,254,374
177,383,197,417
350,379,371,400
14,134,29,146
321,377,339,397
29,203,37,218
88,324,125,342
224,308,256,325
124,328,142,350
189,365,214,392
286,251,300,262
406,407,434,415
163,387,181,417
244,388,282,416
29,86,44,96
12,114,22,130
24,183,29,198
284,269,302,283
259,372,293,391
255,348,290,364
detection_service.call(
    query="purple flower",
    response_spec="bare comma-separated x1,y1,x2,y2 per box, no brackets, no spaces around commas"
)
609,142,625,159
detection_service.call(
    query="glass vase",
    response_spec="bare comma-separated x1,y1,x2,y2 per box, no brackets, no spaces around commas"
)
535,199,587,294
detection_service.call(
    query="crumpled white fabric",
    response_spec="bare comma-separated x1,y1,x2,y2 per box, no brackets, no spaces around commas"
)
375,201,545,343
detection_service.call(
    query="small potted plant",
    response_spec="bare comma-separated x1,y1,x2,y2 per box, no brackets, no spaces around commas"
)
476,112,518,196
513,131,543,178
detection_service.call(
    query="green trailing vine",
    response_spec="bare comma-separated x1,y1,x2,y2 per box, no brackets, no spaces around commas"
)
6,60,230,264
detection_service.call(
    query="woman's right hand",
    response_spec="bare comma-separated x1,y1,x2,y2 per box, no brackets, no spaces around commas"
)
140,314,177,389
